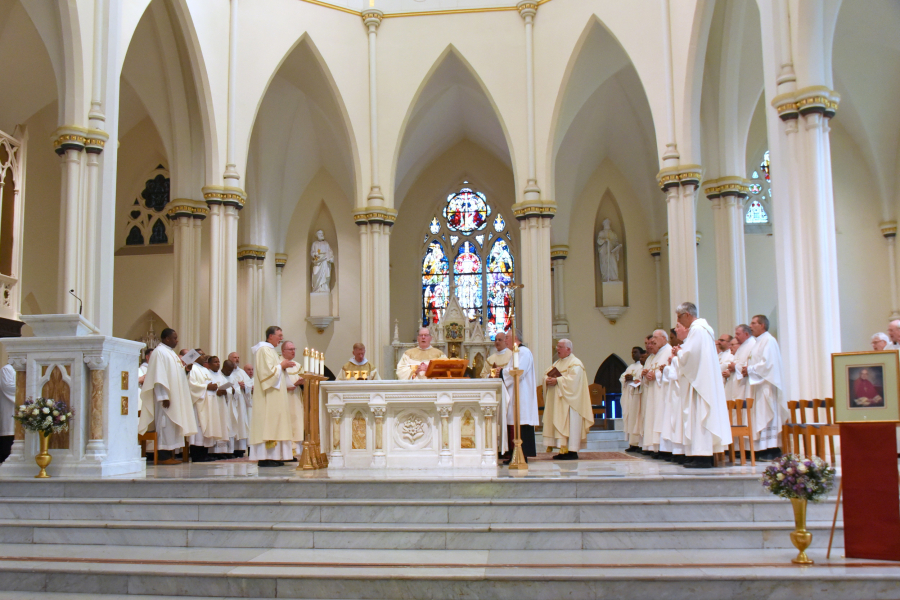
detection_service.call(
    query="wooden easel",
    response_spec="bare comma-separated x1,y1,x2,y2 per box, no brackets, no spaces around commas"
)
298,373,329,470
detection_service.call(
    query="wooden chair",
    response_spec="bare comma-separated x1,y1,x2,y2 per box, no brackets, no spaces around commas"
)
536,385,544,431
783,400,804,456
809,398,839,465
727,398,756,466
136,410,158,466
588,383,607,428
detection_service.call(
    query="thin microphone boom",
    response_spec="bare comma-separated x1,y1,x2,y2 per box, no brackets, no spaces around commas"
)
69,289,83,315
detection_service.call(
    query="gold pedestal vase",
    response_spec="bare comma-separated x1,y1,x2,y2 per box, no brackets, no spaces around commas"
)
34,430,52,479
790,497,814,564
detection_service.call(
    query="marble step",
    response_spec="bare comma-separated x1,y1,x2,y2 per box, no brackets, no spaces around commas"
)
0,496,841,524
0,518,844,550
1,546,893,600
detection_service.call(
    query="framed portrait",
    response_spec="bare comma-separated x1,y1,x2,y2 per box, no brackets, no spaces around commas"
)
831,351,900,423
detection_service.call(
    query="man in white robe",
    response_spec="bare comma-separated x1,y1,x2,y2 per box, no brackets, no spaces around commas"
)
222,359,248,456
743,314,787,458
208,357,235,458
495,331,538,462
658,345,684,462
138,348,153,387
481,332,513,378
337,343,380,380
725,324,756,402
396,328,447,380
620,346,644,452
542,339,593,460
187,355,221,462
249,326,296,466
0,362,16,463
671,302,733,468
641,330,672,455
887,320,900,350
717,334,733,376
138,329,197,464
227,353,252,456
282,341,305,459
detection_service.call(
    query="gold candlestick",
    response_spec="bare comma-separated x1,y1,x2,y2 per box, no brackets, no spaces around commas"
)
505,282,527,472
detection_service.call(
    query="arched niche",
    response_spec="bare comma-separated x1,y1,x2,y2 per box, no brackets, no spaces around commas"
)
304,199,338,346
122,309,170,346
593,190,627,307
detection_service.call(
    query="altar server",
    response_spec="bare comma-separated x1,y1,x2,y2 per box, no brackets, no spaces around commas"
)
227,353,253,456
396,327,446,380
542,339,593,460
222,359,248,456
249,326,296,466
481,332,513,378
282,341,305,458
188,355,221,461
658,342,683,462
138,329,197,465
744,315,787,458
496,330,538,462
138,348,153,386
725,325,756,401
621,347,644,452
208,357,234,458
0,362,14,463
671,303,732,468
337,343,380,380
642,330,672,454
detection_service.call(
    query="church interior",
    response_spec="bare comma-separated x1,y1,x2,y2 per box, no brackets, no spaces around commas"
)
0,0,899,598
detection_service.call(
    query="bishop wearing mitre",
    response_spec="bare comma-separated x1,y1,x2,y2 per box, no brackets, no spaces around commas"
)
249,326,297,467
138,328,197,465
480,332,513,378
396,327,447,380
338,343,380,380
542,339,593,460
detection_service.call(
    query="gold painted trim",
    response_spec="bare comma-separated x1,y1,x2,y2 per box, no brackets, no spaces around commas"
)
298,0,552,19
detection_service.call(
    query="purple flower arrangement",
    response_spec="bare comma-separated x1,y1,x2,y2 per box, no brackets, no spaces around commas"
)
760,454,836,502
13,397,74,435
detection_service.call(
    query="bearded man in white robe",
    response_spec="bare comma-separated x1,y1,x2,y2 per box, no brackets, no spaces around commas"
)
249,326,297,466
542,339,593,460
620,346,644,452
641,330,672,455
396,327,447,380
670,302,733,468
726,324,756,402
138,329,197,464
481,332,513,378
494,330,538,462
743,314,787,458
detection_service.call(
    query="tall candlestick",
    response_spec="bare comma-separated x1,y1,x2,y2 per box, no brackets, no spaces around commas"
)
320,353,325,376
303,348,310,373
513,343,519,369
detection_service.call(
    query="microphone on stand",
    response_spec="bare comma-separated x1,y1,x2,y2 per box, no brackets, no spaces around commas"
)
69,289,83,315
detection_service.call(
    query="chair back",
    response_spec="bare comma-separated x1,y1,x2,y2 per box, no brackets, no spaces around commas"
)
588,383,607,422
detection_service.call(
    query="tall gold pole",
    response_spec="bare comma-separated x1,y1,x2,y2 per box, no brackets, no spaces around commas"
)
506,282,527,471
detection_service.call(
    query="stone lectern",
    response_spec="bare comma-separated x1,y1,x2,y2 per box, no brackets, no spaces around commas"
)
0,315,145,477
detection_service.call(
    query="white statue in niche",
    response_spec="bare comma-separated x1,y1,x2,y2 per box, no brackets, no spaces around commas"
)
596,218,622,282
310,230,334,293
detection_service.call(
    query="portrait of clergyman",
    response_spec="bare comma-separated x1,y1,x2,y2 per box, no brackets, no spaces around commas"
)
848,365,885,408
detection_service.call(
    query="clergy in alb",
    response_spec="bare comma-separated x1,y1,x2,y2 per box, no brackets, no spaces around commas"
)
249,326,297,466
725,325,756,401
481,332,513,378
495,331,538,461
671,302,732,468
621,346,644,452
282,341,305,455
542,339,593,460
396,327,446,380
138,329,197,464
338,343,380,380
744,315,787,458
642,330,672,454
187,355,222,461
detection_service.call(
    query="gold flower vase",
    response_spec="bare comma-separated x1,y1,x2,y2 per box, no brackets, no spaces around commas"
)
34,431,52,479
790,497,814,564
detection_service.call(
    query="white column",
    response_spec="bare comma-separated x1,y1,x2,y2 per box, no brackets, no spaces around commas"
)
550,246,569,340
224,205,239,354
659,170,701,314
363,8,384,205
191,215,203,345
204,193,223,355
881,222,900,319
54,130,85,314
705,178,749,334
169,200,209,348
275,254,287,324
238,247,256,358
517,1,540,198
255,249,266,336
648,243,663,328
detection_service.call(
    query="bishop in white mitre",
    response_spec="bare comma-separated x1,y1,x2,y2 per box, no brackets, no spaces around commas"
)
671,303,732,468
542,339,593,460
642,330,672,453
481,332,513,378
620,346,644,452
138,329,197,464
744,315,787,457
337,343,380,380
726,325,756,401
249,326,296,466
396,327,447,380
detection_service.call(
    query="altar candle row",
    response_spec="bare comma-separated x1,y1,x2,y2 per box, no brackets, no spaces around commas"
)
303,348,325,375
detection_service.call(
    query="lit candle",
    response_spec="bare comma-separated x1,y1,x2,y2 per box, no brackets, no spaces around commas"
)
320,353,325,376
303,348,310,373
315,351,321,375
513,343,519,369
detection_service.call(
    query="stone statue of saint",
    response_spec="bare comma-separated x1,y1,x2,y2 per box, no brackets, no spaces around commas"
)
310,230,334,293
596,218,622,282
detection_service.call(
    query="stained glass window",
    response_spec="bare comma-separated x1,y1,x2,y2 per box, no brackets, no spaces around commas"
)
454,242,483,322
760,151,770,181
748,183,762,195
475,235,484,247
443,188,490,233
746,201,768,224
493,214,505,232
485,239,514,340
450,235,459,246
429,218,440,234
421,241,449,326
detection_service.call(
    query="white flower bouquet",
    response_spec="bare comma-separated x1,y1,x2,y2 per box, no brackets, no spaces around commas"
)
760,454,836,503
13,397,74,435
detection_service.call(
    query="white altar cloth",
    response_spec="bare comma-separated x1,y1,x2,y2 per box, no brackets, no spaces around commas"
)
321,379,501,469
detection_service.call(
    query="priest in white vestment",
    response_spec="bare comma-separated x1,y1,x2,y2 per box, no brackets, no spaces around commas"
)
671,303,733,468
282,341,305,458
725,325,756,402
642,330,672,454
0,362,14,463
495,331,538,461
138,329,197,464
620,346,644,452
481,332,513,378
542,339,593,460
249,326,296,466
658,349,684,461
717,334,733,381
188,356,222,461
208,357,235,457
744,315,787,458
396,327,447,380
227,353,252,456
337,343,380,380
887,320,900,350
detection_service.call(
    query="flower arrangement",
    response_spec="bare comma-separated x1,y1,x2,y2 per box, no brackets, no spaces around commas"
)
760,454,836,503
13,397,73,435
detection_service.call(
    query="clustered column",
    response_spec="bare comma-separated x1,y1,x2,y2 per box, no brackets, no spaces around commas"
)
704,177,750,334
880,222,900,319
550,246,569,340
238,245,266,356
168,200,208,349
204,187,245,357
647,242,663,329
275,254,288,324
657,167,702,313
